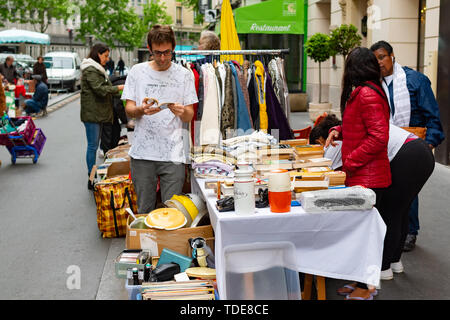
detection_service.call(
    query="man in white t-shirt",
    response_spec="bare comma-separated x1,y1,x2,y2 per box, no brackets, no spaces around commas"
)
121,25,198,213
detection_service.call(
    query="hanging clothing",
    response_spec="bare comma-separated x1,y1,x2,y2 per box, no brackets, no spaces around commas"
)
199,64,221,145
190,64,200,145
248,65,260,130
221,63,235,138
264,64,293,140
254,60,268,132
276,57,291,117
229,62,252,134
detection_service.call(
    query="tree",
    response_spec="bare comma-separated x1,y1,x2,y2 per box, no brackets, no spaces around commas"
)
76,0,172,52
10,0,73,34
305,33,331,103
5,0,73,55
76,0,144,51
142,0,173,30
329,24,362,61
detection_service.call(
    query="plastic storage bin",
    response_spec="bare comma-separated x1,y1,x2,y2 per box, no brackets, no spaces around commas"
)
125,279,142,300
223,242,301,300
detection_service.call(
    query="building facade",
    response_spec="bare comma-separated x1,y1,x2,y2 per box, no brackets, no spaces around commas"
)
307,0,440,117
0,0,205,67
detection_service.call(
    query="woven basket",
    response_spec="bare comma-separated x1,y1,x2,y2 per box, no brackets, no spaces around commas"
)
401,127,427,140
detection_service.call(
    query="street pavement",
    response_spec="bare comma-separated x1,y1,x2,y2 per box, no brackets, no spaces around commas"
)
0,99,449,300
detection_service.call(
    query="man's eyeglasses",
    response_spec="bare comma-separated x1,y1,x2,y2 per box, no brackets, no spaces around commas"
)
152,50,173,57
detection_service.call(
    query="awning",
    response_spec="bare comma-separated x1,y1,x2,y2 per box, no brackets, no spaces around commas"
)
0,28,50,45
234,0,304,35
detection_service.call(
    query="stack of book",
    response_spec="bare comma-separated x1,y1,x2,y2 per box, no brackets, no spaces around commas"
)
141,280,216,300
294,144,324,160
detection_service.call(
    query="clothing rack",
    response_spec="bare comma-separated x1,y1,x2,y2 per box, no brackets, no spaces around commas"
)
174,49,290,57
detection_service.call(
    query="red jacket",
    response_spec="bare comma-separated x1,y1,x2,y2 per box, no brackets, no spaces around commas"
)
336,82,391,188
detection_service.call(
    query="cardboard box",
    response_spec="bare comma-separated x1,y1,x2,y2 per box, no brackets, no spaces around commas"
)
126,215,214,256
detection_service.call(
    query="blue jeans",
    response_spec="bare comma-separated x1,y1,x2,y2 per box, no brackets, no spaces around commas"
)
83,122,101,176
408,196,420,235
25,99,42,114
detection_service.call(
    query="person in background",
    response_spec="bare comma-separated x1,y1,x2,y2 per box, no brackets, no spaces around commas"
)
33,56,48,84
80,43,124,190
122,25,198,213
325,47,391,300
0,56,18,84
105,57,115,76
370,40,445,252
117,57,125,76
0,75,6,115
198,30,220,50
24,75,48,116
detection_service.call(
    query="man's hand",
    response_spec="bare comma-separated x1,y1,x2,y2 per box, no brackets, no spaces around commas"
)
142,99,162,116
325,130,340,148
168,103,185,117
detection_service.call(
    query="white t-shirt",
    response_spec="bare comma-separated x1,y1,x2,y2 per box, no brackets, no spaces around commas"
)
326,124,415,169
121,62,198,164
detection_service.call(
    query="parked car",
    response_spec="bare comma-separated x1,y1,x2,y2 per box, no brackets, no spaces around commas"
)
44,51,81,92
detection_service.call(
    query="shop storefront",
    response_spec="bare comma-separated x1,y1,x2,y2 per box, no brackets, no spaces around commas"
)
233,0,306,93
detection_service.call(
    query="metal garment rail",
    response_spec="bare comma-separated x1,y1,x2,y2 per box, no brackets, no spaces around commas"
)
174,49,290,56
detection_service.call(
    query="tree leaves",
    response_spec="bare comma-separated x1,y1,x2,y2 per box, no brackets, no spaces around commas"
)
76,0,172,51
329,24,362,59
304,33,331,63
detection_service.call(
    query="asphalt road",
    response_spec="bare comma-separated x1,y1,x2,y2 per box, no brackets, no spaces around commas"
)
1,101,449,300
0,97,110,299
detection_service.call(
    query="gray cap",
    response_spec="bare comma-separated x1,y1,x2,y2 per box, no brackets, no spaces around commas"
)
32,74,42,82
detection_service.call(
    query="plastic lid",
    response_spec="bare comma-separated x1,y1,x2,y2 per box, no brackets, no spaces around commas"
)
270,169,288,173
145,208,187,230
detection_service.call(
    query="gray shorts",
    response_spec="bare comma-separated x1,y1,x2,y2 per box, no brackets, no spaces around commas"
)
130,158,186,213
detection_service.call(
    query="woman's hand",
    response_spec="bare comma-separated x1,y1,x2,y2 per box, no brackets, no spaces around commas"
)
117,84,124,91
325,130,340,148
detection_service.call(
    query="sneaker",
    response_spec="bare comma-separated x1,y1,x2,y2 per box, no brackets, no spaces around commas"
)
391,261,404,273
403,234,417,252
380,268,394,280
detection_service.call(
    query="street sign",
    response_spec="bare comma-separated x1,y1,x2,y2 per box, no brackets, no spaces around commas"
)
205,9,217,23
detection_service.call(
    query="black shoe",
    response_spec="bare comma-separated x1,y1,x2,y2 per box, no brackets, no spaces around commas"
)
403,234,417,252
88,180,94,191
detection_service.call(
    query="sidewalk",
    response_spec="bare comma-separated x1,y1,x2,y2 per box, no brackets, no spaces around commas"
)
289,111,450,300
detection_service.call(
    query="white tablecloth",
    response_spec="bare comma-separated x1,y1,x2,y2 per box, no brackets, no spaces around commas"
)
191,176,387,299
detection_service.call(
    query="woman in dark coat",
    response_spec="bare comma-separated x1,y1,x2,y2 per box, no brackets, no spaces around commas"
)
80,43,123,189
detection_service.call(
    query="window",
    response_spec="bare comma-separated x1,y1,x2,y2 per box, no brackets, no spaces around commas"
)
176,6,182,25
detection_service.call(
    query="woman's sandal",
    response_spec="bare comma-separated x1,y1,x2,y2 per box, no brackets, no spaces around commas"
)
345,287,378,300
337,282,378,296
337,282,357,296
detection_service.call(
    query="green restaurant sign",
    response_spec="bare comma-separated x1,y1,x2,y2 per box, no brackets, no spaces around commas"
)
235,0,304,35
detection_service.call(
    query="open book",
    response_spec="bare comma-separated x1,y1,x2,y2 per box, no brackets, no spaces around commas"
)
143,97,175,110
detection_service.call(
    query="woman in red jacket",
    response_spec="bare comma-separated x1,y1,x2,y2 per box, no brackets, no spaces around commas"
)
327,47,391,300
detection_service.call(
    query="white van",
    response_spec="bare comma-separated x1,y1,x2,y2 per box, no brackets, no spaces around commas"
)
44,51,81,92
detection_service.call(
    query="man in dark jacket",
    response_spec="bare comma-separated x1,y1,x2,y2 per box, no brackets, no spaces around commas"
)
33,56,48,83
117,57,125,76
371,40,445,252
24,75,48,115
0,56,18,84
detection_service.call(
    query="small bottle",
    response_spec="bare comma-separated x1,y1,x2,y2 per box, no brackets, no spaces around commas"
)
132,267,139,285
144,263,152,282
